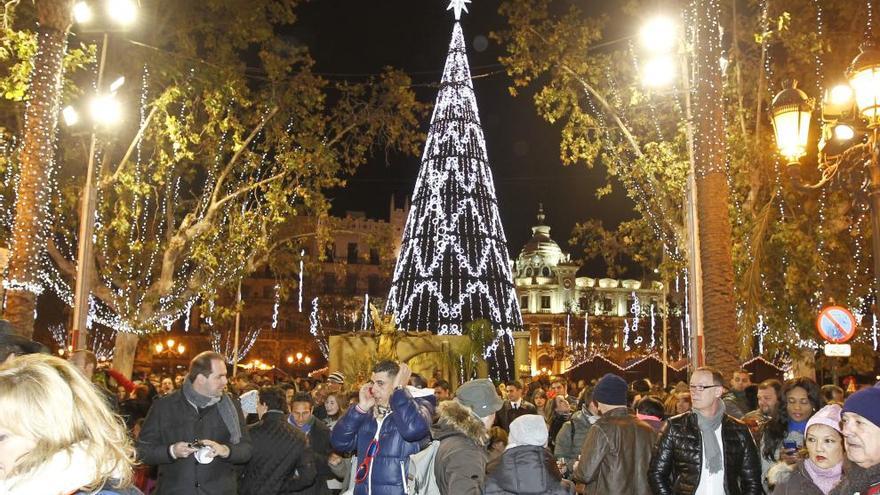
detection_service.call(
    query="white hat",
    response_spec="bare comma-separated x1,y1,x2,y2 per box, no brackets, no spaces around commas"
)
507,414,548,449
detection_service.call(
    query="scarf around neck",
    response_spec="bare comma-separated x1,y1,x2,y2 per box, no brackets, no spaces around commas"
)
696,400,726,474
803,458,843,495
182,378,242,445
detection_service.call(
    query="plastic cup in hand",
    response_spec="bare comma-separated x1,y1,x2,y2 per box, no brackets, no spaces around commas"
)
194,446,214,464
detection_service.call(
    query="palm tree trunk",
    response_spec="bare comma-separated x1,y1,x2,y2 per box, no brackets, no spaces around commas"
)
3,0,73,337
692,0,741,375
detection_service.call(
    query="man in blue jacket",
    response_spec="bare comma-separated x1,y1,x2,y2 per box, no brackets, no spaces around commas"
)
330,360,432,495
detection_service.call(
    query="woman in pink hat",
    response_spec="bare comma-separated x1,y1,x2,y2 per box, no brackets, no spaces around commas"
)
768,404,846,495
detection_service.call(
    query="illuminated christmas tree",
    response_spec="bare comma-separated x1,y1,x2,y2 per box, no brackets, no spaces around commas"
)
386,1,522,371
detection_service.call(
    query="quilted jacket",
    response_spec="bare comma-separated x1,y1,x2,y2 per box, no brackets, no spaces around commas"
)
330,388,432,495
485,445,573,495
648,410,763,495
238,411,316,495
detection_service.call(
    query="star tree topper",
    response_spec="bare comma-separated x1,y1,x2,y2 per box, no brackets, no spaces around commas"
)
447,0,470,21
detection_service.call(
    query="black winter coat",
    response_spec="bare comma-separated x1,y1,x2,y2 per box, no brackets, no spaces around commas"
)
295,415,335,495
137,390,252,495
648,410,763,495
239,411,316,495
485,445,573,495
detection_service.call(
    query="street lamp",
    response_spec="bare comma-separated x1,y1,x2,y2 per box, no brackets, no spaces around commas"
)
637,14,707,368
770,40,880,328
67,0,137,350
285,352,312,370
848,41,880,122
769,81,814,164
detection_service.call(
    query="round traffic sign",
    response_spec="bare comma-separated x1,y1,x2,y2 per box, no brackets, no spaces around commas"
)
816,306,858,344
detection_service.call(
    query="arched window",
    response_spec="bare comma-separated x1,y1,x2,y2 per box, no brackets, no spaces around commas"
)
541,266,551,277
526,267,533,277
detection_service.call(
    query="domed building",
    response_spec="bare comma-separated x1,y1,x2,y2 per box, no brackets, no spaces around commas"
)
513,205,667,377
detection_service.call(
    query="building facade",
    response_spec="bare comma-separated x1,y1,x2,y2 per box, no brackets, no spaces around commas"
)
513,206,668,376
135,198,409,374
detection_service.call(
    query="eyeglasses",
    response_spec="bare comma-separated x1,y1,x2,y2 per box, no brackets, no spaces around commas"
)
355,439,380,484
688,384,720,392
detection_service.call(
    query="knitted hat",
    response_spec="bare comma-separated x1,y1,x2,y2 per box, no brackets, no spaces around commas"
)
507,414,548,449
593,373,628,406
806,404,842,435
455,378,504,418
842,387,880,429
327,371,345,385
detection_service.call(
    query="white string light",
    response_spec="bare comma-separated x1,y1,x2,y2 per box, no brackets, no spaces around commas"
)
298,249,304,312
385,20,522,374
271,283,280,329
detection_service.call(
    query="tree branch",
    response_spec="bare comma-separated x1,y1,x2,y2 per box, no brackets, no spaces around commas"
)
210,107,279,206
100,105,158,188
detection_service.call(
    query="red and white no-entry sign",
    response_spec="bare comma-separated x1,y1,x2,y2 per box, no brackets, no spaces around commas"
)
815,306,858,344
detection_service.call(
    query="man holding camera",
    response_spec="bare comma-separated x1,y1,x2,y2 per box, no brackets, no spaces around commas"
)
138,351,252,494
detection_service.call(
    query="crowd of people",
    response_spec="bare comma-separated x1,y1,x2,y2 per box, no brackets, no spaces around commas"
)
1,323,880,495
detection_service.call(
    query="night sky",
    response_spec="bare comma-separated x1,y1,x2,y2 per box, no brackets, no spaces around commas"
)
292,0,638,275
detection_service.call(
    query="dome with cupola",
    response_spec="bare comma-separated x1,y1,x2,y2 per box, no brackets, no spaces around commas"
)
515,204,572,279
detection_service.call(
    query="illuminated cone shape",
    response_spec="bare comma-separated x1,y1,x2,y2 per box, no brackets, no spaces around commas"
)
386,22,523,354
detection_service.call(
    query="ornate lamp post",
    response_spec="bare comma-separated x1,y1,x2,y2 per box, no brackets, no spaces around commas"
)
770,41,880,318
152,338,186,373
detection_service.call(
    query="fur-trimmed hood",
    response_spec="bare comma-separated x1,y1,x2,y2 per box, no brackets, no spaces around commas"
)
432,399,489,446
766,459,797,489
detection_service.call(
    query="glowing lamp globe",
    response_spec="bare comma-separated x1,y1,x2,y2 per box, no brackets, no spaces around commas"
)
833,124,855,141
107,0,137,25
640,16,678,53
73,1,93,23
822,84,854,120
89,94,122,126
847,41,880,124
770,81,814,163
642,56,676,87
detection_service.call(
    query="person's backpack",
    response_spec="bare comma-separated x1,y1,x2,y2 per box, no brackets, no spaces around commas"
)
406,439,441,495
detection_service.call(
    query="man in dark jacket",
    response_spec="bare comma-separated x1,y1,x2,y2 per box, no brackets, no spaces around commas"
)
574,373,656,495
137,351,252,495
831,386,880,495
434,378,503,494
494,380,537,432
330,360,432,495
289,391,335,495
239,387,316,495
649,366,762,495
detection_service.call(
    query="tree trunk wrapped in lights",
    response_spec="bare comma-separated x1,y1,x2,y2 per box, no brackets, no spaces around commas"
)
4,0,73,337
385,17,523,378
691,0,740,375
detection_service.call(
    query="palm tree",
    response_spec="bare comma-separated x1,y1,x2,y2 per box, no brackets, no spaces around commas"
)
4,0,74,337
692,0,740,376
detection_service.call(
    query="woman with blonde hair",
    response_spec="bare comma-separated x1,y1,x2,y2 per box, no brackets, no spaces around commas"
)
0,354,138,494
